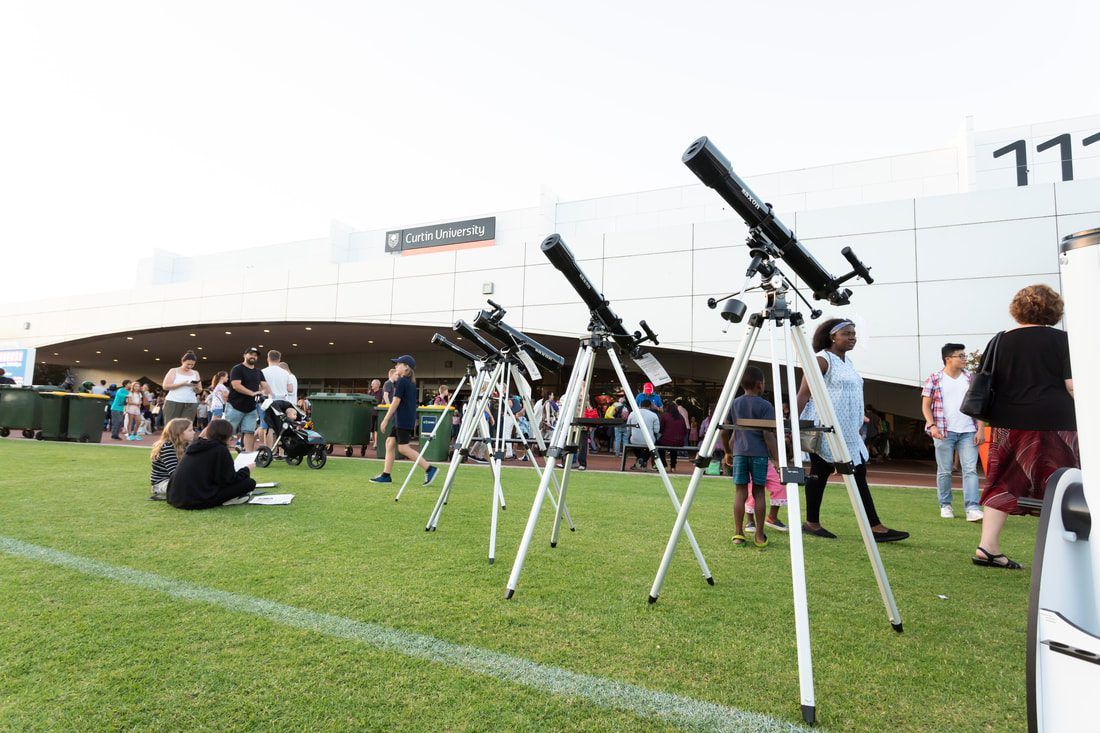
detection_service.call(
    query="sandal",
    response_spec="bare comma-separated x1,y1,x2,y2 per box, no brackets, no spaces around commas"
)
753,535,769,549
731,534,748,547
972,546,1022,569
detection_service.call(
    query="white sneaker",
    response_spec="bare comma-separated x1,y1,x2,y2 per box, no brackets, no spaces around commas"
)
940,505,955,519
966,507,984,522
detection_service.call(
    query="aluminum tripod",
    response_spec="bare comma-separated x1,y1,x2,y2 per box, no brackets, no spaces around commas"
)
646,277,902,726
394,362,473,502
424,354,573,564
505,326,714,599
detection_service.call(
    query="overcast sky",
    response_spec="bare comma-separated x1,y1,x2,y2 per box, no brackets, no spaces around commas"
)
2,0,1097,305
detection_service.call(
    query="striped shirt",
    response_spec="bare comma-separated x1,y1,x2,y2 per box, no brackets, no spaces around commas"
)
150,443,181,486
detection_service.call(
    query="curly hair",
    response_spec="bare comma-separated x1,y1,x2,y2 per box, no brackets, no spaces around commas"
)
812,318,852,352
1009,284,1063,326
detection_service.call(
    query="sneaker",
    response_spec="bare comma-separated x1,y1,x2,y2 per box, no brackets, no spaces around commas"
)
940,505,955,519
575,465,586,471
222,493,252,506
765,517,789,533
423,466,439,486
745,521,756,533
369,474,393,484
966,507,984,522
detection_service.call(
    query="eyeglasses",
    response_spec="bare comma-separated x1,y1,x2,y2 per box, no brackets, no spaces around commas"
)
950,353,967,359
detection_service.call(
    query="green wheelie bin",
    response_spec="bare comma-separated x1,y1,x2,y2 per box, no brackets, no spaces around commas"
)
310,393,377,457
417,406,455,462
66,393,111,443
0,385,46,439
37,391,71,441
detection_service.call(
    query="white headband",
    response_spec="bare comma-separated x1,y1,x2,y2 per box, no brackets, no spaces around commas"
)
829,320,854,335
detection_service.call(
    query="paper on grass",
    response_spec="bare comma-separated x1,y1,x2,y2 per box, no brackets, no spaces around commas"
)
254,482,279,489
234,452,258,471
248,494,294,505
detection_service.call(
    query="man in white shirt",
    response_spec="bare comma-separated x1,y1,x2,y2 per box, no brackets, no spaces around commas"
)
262,350,292,448
627,399,661,471
921,343,985,522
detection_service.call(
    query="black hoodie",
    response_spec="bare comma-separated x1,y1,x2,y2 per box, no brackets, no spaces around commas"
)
167,438,256,510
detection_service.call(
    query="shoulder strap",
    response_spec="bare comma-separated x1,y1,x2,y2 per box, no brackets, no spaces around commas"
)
980,332,1005,376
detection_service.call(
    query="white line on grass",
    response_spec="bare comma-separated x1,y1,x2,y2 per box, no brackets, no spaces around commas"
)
1,535,810,733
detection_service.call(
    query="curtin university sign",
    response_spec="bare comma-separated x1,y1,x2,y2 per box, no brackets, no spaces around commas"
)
385,216,496,255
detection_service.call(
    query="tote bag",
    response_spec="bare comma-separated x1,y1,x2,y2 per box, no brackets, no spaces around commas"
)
960,332,1003,421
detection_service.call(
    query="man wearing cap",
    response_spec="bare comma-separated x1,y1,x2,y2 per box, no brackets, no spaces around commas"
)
225,347,268,452
371,355,438,486
634,382,663,409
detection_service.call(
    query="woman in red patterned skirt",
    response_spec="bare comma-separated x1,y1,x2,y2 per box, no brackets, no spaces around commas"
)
976,284,1079,569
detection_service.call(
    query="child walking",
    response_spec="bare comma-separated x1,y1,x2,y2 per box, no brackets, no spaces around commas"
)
722,367,779,548
149,417,195,500
370,355,439,486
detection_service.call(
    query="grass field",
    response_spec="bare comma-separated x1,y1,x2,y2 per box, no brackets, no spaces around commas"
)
0,440,1034,732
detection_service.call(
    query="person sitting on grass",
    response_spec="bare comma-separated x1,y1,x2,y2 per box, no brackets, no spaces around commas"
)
167,418,256,510
370,355,439,487
149,418,195,501
722,366,779,548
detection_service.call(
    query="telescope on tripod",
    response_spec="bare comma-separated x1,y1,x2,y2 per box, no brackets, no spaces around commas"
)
644,136,898,726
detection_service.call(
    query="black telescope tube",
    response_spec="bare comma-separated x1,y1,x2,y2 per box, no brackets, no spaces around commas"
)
540,234,641,355
431,333,480,363
682,136,848,304
472,310,565,372
452,319,501,358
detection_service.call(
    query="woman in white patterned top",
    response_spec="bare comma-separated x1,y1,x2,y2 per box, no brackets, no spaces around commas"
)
796,319,908,543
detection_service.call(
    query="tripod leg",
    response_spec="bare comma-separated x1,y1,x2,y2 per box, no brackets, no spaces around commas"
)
551,348,592,547
397,372,468,501
513,367,575,532
489,451,503,564
776,319,816,721
606,350,712,584
506,343,592,599
649,319,761,602
550,453,573,548
790,323,902,632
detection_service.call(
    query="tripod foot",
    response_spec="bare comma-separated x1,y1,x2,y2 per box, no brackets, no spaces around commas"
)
570,527,576,532
801,704,816,725
550,542,557,548
705,576,715,586
505,588,515,600
647,594,658,605
424,527,431,532
892,622,903,634
489,558,495,565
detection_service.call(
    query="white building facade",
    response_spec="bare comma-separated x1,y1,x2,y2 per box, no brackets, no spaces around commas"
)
4,114,1100,407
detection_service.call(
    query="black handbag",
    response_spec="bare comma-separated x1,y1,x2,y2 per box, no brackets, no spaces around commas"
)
960,331,1003,421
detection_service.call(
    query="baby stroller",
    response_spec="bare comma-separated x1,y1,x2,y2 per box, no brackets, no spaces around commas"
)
255,399,328,469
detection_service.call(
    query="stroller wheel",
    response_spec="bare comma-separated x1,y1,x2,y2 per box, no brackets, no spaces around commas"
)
307,446,327,470
255,446,273,469
345,446,353,457
286,454,303,466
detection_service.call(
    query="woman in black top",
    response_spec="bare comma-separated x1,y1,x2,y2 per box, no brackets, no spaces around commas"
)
975,285,1078,569
167,418,256,510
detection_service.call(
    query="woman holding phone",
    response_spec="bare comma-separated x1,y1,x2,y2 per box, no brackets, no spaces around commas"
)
161,350,202,423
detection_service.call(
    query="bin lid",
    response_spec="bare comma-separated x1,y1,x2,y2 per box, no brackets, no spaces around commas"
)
73,393,110,400
42,391,71,397
418,405,456,412
310,393,359,401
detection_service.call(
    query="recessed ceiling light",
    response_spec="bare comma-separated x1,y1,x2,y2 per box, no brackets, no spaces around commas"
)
258,344,263,348
189,333,196,337
263,329,270,333
155,358,161,361
95,350,102,354
456,337,463,341
305,327,312,331
292,343,298,347
75,360,80,363
143,349,149,352
113,359,119,363
53,352,59,355
368,340,374,344
328,342,334,346
126,336,133,340
197,347,203,350
202,356,207,360
225,331,232,335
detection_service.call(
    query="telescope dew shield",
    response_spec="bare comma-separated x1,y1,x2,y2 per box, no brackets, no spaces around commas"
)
540,234,643,355
683,136,852,305
452,319,501,359
472,310,565,372
431,333,480,364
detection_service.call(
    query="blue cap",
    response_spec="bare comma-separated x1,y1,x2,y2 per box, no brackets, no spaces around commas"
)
391,354,416,369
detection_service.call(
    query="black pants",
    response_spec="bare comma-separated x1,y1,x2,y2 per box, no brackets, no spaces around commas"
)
805,453,881,526
658,447,678,469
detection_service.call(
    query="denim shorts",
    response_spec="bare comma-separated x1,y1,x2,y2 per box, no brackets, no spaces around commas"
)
732,455,769,486
224,405,259,435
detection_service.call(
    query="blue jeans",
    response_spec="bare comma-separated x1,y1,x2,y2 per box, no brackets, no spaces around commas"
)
613,426,630,455
933,431,980,508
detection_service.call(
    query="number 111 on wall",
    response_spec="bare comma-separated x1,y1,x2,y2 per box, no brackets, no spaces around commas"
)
994,131,1100,186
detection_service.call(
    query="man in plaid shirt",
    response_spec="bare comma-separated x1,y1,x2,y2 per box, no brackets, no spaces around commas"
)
921,343,985,522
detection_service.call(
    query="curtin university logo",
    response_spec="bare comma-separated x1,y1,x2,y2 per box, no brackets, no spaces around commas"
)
385,217,496,255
